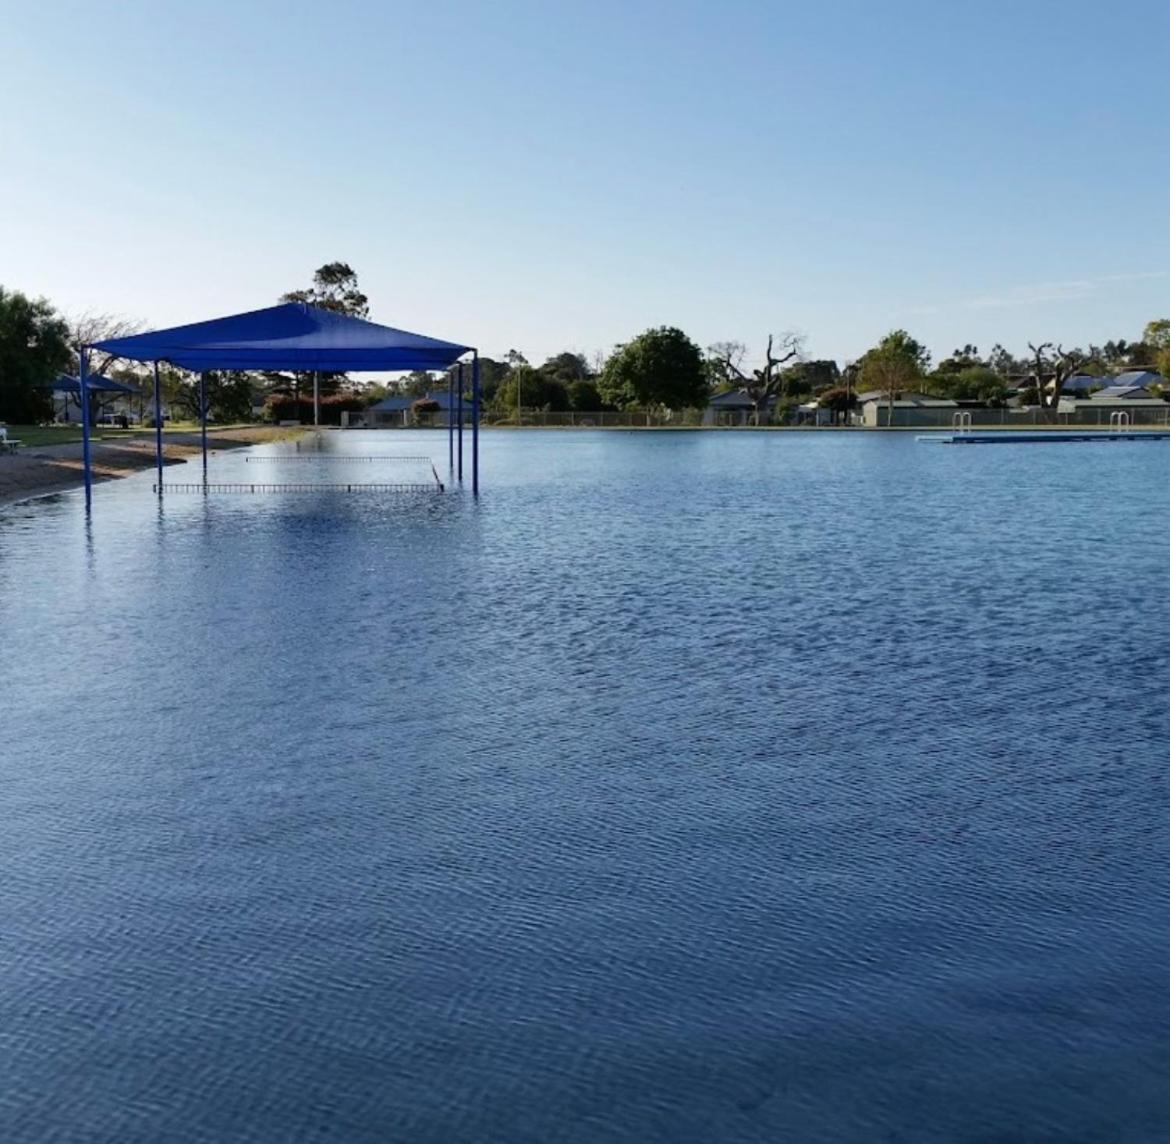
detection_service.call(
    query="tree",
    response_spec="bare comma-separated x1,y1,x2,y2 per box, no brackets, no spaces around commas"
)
987,343,1023,379
171,369,255,423
65,311,145,424
706,333,804,424
539,352,591,387
599,327,708,410
934,344,983,374
502,349,530,420
931,366,1006,403
281,262,369,317
411,397,441,425
0,287,70,423
71,312,142,376
706,341,747,393
817,386,859,424
280,262,369,405
493,365,571,414
856,330,929,425
476,358,508,404
399,371,435,397
1144,319,1170,378
783,359,840,396
567,379,606,412
1022,342,1085,421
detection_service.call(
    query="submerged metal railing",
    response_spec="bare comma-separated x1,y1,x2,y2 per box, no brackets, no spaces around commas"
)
245,455,433,462
155,481,441,494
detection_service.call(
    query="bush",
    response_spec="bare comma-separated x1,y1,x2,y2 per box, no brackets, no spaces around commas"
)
263,392,367,425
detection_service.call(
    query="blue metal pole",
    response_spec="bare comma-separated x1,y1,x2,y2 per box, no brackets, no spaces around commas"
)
448,366,454,470
153,361,163,494
457,361,464,483
79,352,92,507
472,350,480,496
200,371,208,484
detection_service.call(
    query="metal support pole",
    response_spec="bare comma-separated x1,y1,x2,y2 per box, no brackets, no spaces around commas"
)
313,371,320,428
200,371,209,483
472,351,480,496
153,361,163,494
80,353,92,507
457,361,464,483
448,366,454,470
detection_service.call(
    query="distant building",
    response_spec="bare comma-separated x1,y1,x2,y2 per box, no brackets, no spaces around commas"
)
859,392,960,427
365,391,466,428
1090,385,1158,401
1053,370,1163,398
703,389,776,426
1058,386,1168,424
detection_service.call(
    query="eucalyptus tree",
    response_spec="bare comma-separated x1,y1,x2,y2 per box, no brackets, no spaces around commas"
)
707,333,804,424
856,330,930,425
1022,342,1086,420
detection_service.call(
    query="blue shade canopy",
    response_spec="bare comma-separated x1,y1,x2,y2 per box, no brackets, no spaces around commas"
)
89,302,473,372
50,373,138,394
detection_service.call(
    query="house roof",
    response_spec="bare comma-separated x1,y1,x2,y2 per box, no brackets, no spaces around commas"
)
858,391,954,406
1113,370,1163,388
368,395,413,412
1091,385,1157,400
1061,374,1107,393
707,388,772,409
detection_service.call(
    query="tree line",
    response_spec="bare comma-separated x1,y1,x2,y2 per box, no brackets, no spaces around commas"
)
2,262,1167,426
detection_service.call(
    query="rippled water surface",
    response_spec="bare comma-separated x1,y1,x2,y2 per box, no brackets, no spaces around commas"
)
2,430,1167,1143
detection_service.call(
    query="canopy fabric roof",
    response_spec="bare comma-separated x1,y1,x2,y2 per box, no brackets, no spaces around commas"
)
89,302,473,372
50,373,137,394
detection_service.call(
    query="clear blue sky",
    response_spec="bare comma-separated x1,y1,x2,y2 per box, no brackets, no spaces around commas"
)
2,0,1167,369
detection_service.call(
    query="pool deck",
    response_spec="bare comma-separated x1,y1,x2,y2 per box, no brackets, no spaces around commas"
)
918,431,1170,445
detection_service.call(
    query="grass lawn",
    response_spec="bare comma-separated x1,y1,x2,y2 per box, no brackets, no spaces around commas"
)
3,422,246,448
3,425,86,447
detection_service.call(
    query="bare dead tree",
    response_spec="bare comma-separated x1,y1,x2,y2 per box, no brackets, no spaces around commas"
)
66,312,145,424
1024,342,1085,422
709,333,804,424
70,311,143,375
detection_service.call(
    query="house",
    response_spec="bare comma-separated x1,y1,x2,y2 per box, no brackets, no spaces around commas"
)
1050,371,1162,398
1090,385,1157,401
702,389,776,426
366,390,466,428
795,400,833,426
859,392,960,427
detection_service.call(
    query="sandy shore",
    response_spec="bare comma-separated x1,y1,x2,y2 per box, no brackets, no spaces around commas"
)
0,427,304,509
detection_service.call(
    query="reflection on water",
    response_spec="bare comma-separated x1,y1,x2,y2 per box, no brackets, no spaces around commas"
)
1,430,1168,1143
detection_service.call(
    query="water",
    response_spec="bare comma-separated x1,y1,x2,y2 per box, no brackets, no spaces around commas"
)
1,430,1167,1143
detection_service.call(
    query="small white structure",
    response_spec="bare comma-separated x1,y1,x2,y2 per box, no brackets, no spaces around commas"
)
703,389,776,426
859,392,959,427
